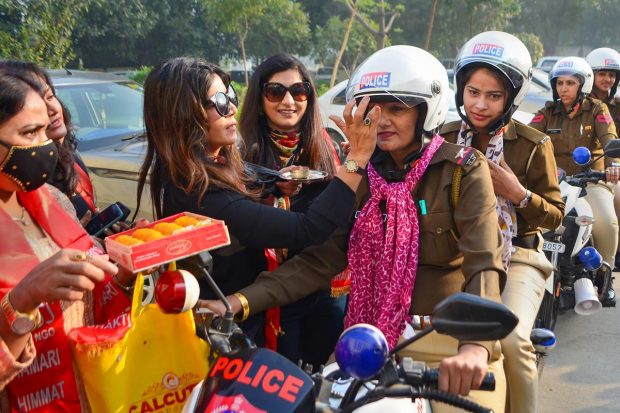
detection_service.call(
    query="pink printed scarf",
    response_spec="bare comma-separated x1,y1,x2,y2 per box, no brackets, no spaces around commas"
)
346,135,444,348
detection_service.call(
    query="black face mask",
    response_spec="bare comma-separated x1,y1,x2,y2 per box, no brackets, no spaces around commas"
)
0,139,59,191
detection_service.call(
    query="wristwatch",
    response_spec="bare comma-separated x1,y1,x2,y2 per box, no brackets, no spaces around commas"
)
1,292,42,335
516,189,532,209
344,159,366,176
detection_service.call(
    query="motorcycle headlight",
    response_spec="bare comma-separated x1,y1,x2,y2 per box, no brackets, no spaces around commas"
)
575,216,595,226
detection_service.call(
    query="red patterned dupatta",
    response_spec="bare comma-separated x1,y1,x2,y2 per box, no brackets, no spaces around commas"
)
0,187,129,412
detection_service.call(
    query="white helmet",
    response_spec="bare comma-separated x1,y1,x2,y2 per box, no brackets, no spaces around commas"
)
454,31,532,132
549,57,594,102
586,47,620,97
345,45,449,136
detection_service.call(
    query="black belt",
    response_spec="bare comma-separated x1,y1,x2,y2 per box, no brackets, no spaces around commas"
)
512,234,540,250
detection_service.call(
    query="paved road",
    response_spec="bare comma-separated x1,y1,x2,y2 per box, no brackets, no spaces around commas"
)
539,277,620,412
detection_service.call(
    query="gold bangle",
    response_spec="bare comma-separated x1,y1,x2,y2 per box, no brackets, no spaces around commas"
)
233,292,250,322
112,273,134,292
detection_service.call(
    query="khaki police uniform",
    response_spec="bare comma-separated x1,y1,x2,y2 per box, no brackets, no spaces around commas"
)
530,97,619,267
595,95,620,257
239,141,508,413
442,119,564,413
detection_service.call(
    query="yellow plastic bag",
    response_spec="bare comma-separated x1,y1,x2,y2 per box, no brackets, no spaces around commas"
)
68,273,209,413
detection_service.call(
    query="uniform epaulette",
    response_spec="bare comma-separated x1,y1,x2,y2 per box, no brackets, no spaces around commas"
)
439,120,462,136
514,120,550,145
431,141,480,172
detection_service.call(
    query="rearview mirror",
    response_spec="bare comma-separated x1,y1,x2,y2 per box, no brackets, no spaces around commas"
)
604,140,620,159
431,293,518,341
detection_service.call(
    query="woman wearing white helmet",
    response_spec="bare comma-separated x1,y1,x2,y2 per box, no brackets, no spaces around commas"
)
529,56,619,306
202,45,508,413
587,47,620,131
586,47,620,270
441,31,564,413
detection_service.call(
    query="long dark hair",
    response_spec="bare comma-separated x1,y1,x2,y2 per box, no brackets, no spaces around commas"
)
0,72,42,125
240,54,336,176
137,57,254,219
0,61,78,197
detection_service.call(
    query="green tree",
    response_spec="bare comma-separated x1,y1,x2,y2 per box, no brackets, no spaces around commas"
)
73,0,223,68
73,0,154,68
245,0,311,62
0,0,92,67
346,0,403,50
515,32,544,64
509,0,600,55
314,16,375,80
422,0,521,60
205,0,269,84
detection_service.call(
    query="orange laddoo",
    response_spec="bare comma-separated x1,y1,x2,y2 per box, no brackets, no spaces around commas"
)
143,231,165,242
153,222,184,235
132,228,162,241
174,216,199,227
115,235,144,246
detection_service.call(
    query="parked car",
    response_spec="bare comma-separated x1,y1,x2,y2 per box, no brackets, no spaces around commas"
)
48,70,151,218
531,67,552,92
50,70,145,152
536,56,565,73
79,137,153,220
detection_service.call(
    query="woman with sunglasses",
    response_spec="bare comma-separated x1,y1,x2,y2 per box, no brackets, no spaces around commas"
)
239,54,345,367
136,57,377,342
202,46,508,413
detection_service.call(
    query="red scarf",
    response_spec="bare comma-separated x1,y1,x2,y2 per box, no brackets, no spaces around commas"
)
346,136,444,348
74,162,96,213
0,187,130,412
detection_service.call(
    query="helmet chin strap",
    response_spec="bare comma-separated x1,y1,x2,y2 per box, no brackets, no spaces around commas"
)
457,104,514,137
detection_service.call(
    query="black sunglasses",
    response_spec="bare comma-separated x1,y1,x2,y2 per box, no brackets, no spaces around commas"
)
208,84,238,117
263,82,312,102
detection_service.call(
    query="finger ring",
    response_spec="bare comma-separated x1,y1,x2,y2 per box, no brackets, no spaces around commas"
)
363,117,372,126
71,252,88,262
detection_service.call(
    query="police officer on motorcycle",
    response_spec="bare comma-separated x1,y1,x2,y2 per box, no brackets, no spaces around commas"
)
204,45,509,413
441,31,564,413
529,57,619,306
586,47,620,271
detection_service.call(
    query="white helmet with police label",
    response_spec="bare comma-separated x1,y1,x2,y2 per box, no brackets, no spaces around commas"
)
549,56,594,101
345,45,449,135
586,47,620,97
454,31,532,131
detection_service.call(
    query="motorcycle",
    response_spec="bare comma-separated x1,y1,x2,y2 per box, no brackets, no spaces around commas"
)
532,140,620,363
160,253,518,413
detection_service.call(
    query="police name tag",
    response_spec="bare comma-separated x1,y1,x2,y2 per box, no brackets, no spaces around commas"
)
542,240,565,253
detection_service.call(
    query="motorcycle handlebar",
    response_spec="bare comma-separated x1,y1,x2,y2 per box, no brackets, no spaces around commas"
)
422,368,495,391
566,171,606,187
400,358,495,391
332,387,493,413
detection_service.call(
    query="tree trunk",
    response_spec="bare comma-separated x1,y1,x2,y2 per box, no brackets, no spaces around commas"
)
240,19,249,85
331,4,357,88
423,0,439,50
377,0,386,49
